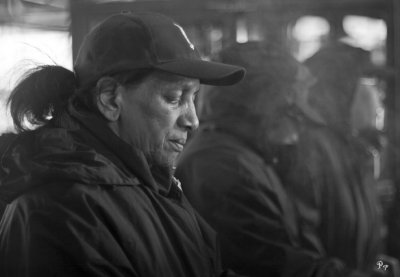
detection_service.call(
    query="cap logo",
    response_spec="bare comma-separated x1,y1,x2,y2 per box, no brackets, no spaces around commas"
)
174,23,195,50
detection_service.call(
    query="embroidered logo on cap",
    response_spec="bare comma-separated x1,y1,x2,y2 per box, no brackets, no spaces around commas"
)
174,23,195,50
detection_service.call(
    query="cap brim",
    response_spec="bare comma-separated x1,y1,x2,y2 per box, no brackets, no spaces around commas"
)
155,59,246,86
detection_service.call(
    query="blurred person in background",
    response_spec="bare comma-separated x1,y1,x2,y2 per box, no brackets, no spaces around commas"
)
176,41,397,277
285,41,398,276
0,12,246,277
175,41,329,277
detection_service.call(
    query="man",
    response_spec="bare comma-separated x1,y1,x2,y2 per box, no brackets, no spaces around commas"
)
0,12,245,276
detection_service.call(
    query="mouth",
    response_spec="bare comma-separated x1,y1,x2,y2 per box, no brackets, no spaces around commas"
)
168,139,186,152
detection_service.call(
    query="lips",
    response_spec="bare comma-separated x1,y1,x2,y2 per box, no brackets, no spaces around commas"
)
169,139,186,152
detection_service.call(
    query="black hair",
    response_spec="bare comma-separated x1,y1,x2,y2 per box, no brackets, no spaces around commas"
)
8,65,76,133
7,65,154,133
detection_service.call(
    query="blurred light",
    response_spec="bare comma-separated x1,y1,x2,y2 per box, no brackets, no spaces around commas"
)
209,28,223,55
343,15,387,51
291,16,330,61
0,25,72,91
210,28,223,41
236,18,248,43
292,16,330,41
351,77,385,132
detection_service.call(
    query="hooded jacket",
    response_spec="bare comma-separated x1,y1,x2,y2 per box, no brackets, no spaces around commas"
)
0,109,222,277
285,122,382,271
284,42,383,274
176,126,311,277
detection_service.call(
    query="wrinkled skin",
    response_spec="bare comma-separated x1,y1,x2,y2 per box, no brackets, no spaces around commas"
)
112,72,200,169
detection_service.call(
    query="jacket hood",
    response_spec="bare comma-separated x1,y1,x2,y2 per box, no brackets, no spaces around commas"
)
0,121,138,204
304,42,371,132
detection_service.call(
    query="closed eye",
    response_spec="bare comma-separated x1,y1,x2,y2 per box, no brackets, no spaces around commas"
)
192,90,199,102
165,96,181,105
163,91,183,105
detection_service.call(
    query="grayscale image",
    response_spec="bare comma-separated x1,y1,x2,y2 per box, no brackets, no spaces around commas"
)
0,1,399,277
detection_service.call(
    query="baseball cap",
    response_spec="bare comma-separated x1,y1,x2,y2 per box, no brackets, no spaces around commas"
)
74,12,246,87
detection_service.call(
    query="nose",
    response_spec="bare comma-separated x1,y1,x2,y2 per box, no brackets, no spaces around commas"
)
178,101,199,131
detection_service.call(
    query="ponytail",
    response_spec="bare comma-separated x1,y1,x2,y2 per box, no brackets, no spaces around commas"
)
7,65,76,133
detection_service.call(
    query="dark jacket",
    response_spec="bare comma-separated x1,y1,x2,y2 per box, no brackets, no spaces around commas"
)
0,110,222,277
176,125,381,277
285,123,383,273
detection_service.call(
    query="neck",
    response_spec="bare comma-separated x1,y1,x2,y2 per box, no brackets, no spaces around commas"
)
150,163,174,186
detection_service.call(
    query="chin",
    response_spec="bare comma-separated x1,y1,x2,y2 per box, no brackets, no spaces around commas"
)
151,153,177,170
147,146,179,170
161,157,177,170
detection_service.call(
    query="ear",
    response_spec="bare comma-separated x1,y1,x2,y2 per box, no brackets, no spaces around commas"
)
95,77,123,122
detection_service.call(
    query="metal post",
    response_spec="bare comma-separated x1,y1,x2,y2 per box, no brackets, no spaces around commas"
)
392,0,400,182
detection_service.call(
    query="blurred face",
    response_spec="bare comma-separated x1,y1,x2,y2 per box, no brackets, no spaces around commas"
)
118,72,200,169
351,77,385,132
253,67,307,146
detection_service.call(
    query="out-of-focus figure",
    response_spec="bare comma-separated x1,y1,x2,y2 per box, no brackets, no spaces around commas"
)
175,41,341,276
176,40,398,277
176,41,304,277
286,41,398,276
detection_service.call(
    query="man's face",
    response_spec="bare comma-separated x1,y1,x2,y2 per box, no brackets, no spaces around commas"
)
351,78,385,132
118,72,200,169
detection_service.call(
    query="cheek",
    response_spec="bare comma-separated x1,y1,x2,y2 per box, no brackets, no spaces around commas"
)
143,102,180,142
